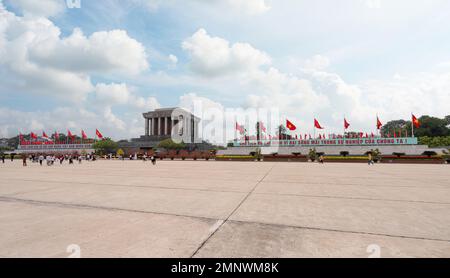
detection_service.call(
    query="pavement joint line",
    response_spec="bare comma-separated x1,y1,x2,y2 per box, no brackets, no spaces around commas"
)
3,185,63,198
1,194,450,244
190,164,277,258
227,219,450,243
258,179,449,189
251,192,450,205
0,196,221,223
1,175,265,185
2,178,252,195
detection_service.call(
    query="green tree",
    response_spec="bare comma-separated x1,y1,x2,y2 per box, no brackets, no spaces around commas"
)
157,138,186,150
415,116,450,137
381,116,450,137
445,115,450,125
93,138,118,155
419,136,450,147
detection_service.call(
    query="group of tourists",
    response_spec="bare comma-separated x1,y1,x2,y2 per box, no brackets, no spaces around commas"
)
15,153,97,167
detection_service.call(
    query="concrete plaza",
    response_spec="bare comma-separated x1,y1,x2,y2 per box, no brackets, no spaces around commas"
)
0,160,449,258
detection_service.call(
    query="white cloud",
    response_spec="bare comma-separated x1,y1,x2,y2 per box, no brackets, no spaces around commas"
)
134,0,270,15
364,0,382,9
0,4,148,103
226,0,271,15
182,28,271,77
303,55,330,71
7,0,65,17
95,82,160,110
29,28,149,75
95,83,131,105
182,29,450,134
168,54,178,64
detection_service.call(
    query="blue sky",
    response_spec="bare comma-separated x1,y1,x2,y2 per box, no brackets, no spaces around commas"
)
1,0,450,142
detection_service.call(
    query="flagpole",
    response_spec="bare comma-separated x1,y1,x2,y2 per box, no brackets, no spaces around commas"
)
411,113,414,138
343,115,346,144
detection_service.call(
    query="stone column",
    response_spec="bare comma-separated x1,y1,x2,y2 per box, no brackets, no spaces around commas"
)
164,117,169,135
149,118,153,136
160,117,164,136
145,118,149,136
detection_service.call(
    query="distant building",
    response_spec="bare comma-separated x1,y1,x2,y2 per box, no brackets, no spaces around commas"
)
0,138,8,148
118,107,208,154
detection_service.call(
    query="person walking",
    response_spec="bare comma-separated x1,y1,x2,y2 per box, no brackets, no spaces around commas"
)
151,155,156,165
1,154,5,164
22,155,27,167
318,154,324,164
39,154,44,166
10,154,14,162
368,153,374,165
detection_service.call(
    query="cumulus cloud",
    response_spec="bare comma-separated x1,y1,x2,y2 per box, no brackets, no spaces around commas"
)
182,28,271,77
303,55,331,70
0,5,156,139
226,0,271,15
7,0,65,17
29,28,149,75
364,0,382,9
0,4,149,103
182,29,450,134
95,83,160,110
134,0,270,15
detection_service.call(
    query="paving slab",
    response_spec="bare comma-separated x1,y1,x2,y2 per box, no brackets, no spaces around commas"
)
230,193,450,241
255,182,450,203
6,183,246,220
0,201,218,258
1,160,449,257
195,221,450,258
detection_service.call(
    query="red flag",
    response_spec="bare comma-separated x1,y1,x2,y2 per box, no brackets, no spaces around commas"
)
286,119,297,131
67,130,74,138
299,134,303,140
54,132,59,140
377,116,383,130
42,132,48,139
344,118,350,129
259,122,267,133
412,114,420,128
319,134,322,139
314,119,324,129
81,130,88,139
235,122,245,135
30,132,38,139
96,129,104,139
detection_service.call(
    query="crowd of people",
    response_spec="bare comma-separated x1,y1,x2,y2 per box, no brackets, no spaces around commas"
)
1,152,158,166
18,153,98,167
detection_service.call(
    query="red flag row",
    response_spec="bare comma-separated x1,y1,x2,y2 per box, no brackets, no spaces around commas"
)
20,129,104,145
235,114,421,137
